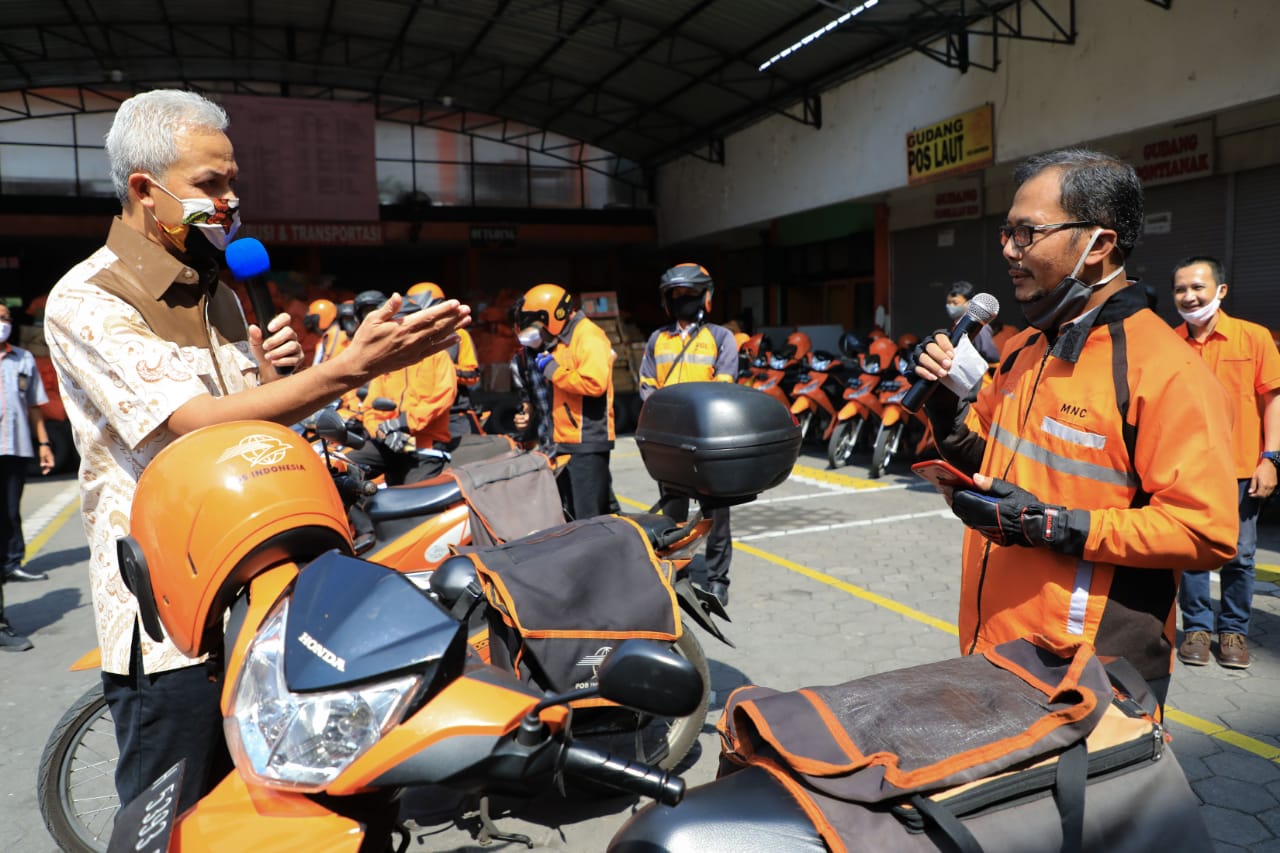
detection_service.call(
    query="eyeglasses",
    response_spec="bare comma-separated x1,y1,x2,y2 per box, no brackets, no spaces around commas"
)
997,221,1094,248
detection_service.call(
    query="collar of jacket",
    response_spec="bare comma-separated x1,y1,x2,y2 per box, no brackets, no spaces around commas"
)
556,310,585,345
1049,281,1147,364
104,216,205,301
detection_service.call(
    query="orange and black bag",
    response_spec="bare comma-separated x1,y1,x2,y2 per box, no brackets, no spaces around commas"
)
718,637,1210,853
457,515,680,703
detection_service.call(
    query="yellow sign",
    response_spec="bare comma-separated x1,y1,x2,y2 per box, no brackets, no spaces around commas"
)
905,104,995,186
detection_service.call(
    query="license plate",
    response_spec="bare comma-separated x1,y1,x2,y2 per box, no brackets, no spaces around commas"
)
107,760,185,853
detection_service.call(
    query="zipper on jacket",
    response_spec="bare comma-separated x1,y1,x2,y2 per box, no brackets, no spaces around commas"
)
969,345,1053,655
563,402,579,428
204,293,230,395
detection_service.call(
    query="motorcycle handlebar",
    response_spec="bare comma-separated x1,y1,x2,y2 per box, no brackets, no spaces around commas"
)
560,742,685,806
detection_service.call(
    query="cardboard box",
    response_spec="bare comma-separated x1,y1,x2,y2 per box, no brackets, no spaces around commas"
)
581,291,620,317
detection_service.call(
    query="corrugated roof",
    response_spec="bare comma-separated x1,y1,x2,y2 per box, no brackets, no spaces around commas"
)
0,0,1069,173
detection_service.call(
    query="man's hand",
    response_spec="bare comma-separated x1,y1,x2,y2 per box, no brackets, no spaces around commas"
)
377,415,410,452
38,444,54,475
950,473,1089,555
513,402,531,431
344,294,471,381
250,312,302,380
912,331,956,384
535,351,558,378
1249,458,1277,499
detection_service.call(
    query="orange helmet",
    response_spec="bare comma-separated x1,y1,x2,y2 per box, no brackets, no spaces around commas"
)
407,281,445,308
742,333,765,358
304,299,337,333
783,331,812,362
867,327,886,341
868,335,899,370
896,333,920,352
514,283,573,337
127,421,353,658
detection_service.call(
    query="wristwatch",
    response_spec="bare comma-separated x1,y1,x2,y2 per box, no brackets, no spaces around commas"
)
1262,450,1280,470
38,441,51,447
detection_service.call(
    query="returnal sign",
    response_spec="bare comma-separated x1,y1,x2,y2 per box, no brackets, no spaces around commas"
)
906,104,995,186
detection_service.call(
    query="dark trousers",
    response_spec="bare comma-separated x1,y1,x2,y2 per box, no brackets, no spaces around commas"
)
559,451,615,521
663,493,733,586
101,628,232,814
1179,478,1258,636
0,455,25,574
347,443,448,486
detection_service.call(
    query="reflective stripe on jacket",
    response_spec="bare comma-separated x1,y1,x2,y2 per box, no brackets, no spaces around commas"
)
961,284,1238,681
547,312,615,452
638,323,739,400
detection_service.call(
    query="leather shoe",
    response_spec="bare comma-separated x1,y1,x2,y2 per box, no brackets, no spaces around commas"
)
4,566,48,582
708,580,729,608
0,625,33,652
1217,633,1251,669
1177,630,1211,666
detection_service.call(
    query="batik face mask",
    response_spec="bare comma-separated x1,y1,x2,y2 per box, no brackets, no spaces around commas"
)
148,178,241,252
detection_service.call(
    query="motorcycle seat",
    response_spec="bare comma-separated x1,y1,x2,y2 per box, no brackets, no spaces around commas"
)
619,512,681,547
366,475,463,521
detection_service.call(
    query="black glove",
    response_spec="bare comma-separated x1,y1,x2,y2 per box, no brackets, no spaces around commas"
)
377,415,410,452
951,478,1089,555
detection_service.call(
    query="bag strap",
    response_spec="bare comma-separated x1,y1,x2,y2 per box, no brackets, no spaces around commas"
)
1102,656,1159,718
909,794,984,853
1053,740,1089,853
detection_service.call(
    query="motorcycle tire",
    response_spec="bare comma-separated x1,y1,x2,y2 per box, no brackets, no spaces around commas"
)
869,423,901,479
826,417,863,470
38,683,117,853
567,630,711,793
795,410,814,446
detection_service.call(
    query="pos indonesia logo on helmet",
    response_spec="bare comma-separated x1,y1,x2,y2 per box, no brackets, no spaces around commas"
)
216,433,305,478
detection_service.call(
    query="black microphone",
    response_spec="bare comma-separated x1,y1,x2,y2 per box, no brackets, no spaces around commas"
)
901,292,1000,413
226,237,293,376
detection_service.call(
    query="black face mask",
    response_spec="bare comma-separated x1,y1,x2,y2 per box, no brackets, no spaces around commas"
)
669,294,704,322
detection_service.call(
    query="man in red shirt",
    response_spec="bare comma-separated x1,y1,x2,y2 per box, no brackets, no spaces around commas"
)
1173,256,1280,670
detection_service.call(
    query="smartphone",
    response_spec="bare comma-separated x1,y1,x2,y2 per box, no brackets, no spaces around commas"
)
911,459,977,490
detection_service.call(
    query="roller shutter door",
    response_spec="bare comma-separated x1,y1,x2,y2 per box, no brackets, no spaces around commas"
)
890,218,988,337
1231,165,1280,330
1127,175,1228,327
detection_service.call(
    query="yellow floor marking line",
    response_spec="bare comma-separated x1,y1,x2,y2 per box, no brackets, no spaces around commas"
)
619,489,1280,765
25,483,81,561
789,463,888,490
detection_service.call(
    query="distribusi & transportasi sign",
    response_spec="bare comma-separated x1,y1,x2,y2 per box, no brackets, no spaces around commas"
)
906,104,995,187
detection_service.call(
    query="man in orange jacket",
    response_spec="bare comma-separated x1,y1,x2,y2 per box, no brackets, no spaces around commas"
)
914,148,1238,706
1171,255,1280,670
408,282,482,437
512,283,615,520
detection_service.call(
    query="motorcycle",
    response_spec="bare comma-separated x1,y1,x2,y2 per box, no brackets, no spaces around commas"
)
789,351,855,446
39,384,783,853
867,351,935,480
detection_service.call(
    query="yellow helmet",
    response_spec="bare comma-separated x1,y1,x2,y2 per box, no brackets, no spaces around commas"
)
514,283,573,337
407,282,445,308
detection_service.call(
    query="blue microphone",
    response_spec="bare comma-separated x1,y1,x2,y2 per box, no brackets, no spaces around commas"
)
226,237,292,375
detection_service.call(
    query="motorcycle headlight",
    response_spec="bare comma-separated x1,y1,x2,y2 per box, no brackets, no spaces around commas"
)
224,599,421,791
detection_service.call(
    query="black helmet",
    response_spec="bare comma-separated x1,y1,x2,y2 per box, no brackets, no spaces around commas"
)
353,290,387,322
838,332,865,358
659,263,713,320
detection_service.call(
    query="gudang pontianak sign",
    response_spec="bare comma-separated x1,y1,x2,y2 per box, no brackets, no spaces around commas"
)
1133,120,1214,187
906,104,995,186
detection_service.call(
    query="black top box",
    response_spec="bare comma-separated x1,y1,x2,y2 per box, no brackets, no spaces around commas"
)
635,383,802,506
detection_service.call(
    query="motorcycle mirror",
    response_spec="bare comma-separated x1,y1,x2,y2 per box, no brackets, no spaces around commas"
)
596,640,703,718
372,397,397,412
428,555,485,620
357,385,369,401
315,408,366,450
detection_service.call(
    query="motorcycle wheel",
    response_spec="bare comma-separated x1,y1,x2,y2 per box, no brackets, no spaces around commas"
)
826,417,863,469
38,683,117,853
869,423,902,479
569,630,711,779
794,410,814,446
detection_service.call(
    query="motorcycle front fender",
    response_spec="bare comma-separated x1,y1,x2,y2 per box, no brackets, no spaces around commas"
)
790,396,812,415
881,405,902,428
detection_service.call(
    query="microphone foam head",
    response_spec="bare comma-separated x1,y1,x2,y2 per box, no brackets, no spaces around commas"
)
225,237,270,279
968,293,1000,323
